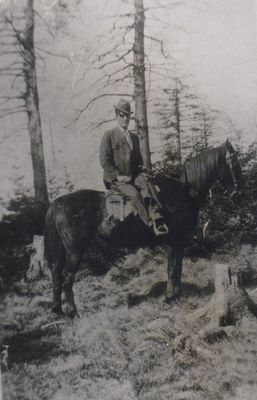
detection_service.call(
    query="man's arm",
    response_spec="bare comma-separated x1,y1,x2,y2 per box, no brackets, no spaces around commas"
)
100,131,118,182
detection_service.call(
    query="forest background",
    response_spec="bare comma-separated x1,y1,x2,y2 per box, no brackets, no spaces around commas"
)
0,0,256,278
1,3,257,399
0,0,256,202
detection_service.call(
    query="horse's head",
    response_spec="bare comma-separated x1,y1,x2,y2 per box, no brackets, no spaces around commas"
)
218,139,242,198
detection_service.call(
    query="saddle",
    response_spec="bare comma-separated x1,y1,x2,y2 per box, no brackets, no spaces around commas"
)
105,191,168,236
100,190,169,238
105,190,136,221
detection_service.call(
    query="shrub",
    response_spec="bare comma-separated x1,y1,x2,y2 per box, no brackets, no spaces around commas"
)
0,196,47,281
154,141,257,254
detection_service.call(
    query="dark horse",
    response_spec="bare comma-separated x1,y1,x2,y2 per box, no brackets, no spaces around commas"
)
44,139,241,317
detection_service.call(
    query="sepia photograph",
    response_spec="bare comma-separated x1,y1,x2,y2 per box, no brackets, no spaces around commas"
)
0,0,257,399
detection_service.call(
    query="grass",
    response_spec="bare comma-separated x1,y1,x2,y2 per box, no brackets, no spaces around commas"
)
1,246,257,399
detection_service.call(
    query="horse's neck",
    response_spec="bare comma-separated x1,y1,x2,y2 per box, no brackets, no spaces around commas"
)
182,150,221,198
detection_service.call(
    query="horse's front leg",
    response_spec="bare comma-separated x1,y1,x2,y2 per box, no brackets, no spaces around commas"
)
166,243,184,302
63,252,81,318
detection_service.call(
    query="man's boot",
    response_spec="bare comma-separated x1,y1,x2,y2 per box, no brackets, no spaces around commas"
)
152,217,169,236
149,203,169,236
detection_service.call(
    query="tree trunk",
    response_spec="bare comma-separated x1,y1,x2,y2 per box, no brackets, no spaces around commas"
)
26,235,47,281
23,0,49,205
174,81,182,166
133,0,151,170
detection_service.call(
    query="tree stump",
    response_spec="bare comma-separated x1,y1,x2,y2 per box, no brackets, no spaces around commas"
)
187,263,257,334
26,235,48,281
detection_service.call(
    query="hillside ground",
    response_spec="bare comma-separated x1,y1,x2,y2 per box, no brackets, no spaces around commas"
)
1,245,257,400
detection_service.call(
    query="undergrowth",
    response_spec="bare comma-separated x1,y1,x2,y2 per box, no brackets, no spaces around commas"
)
2,247,257,400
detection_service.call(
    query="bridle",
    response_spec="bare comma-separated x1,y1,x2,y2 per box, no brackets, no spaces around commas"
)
225,148,240,197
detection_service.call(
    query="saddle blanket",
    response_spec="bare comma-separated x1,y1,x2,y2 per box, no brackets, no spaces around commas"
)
106,191,136,221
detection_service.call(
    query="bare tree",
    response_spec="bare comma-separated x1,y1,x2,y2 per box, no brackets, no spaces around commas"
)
154,71,221,169
0,0,48,205
134,0,151,169
23,0,48,205
67,0,178,169
191,105,219,154
155,76,196,165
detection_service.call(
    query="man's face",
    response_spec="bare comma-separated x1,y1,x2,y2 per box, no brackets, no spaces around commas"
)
117,111,130,130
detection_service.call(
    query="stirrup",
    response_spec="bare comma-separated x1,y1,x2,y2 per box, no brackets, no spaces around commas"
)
153,220,169,236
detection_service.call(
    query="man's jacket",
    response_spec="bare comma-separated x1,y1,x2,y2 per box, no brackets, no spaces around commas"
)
100,126,143,184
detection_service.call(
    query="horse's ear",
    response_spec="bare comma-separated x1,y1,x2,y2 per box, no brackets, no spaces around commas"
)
225,138,233,152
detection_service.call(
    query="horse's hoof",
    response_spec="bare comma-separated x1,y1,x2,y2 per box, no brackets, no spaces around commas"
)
127,294,141,307
66,309,80,319
165,295,177,304
52,305,65,315
165,292,182,304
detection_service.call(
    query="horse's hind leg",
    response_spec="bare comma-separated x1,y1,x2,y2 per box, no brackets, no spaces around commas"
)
63,252,81,318
50,261,64,315
44,205,65,315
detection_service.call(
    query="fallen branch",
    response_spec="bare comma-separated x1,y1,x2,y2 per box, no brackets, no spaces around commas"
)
40,320,66,330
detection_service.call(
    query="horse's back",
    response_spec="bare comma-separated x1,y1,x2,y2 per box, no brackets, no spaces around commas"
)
54,189,105,210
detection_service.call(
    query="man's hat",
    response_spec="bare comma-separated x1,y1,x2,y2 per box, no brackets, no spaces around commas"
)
114,98,132,115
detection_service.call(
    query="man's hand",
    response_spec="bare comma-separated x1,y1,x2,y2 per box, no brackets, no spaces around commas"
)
141,166,151,174
117,175,132,184
140,167,152,179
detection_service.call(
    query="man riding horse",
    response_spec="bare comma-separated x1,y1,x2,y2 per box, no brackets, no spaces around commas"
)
44,94,241,317
100,98,169,236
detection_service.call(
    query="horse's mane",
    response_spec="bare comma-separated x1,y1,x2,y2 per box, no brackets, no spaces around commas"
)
181,145,226,195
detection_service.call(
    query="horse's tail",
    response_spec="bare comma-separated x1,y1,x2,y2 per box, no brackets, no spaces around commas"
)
44,203,64,270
